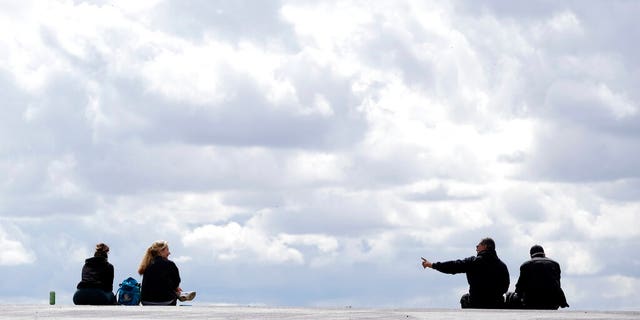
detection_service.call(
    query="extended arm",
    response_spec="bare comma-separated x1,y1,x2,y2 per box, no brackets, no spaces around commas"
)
421,256,474,274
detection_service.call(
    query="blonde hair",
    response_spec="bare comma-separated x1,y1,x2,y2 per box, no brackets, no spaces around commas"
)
137,240,168,275
94,243,110,258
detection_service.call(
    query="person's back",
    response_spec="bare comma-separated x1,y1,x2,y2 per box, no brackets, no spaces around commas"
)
73,243,116,305
514,245,569,309
77,256,114,292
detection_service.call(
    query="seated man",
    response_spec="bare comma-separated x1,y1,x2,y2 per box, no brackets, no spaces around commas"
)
421,237,510,308
508,245,569,309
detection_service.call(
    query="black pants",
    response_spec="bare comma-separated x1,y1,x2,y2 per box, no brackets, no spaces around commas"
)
505,291,561,310
460,293,505,309
73,288,116,305
141,299,176,306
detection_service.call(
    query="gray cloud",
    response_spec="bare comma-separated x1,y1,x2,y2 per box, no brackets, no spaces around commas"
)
526,124,640,182
152,0,296,47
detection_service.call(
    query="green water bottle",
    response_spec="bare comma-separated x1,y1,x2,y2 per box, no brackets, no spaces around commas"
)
49,291,55,305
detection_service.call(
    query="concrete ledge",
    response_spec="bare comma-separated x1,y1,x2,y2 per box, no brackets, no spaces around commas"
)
0,305,638,320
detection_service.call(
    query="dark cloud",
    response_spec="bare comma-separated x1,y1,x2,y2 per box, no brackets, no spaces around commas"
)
457,0,561,20
525,124,640,182
596,179,640,202
500,188,548,222
90,57,367,151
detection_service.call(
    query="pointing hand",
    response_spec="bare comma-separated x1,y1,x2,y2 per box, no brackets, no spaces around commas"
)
421,257,432,269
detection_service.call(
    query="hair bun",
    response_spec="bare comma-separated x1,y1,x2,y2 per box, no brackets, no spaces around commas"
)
96,243,110,253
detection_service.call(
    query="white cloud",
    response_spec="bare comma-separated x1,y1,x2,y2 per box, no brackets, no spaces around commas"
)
0,226,35,266
278,234,339,253
572,203,640,239
602,275,640,299
563,274,640,310
140,41,231,105
563,243,603,276
182,222,304,264
547,11,583,35
281,1,375,57
172,255,192,264
595,83,637,119
46,154,81,197
111,0,163,15
285,152,346,184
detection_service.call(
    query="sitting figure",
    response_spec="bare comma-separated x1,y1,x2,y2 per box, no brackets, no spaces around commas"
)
421,237,510,308
73,243,116,305
507,245,569,309
138,240,195,305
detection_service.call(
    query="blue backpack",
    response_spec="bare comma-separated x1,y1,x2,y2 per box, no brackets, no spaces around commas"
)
117,277,141,305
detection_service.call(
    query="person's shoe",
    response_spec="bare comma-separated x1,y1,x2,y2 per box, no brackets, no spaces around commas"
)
178,291,196,302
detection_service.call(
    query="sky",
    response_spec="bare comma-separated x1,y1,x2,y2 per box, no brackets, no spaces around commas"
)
0,0,639,311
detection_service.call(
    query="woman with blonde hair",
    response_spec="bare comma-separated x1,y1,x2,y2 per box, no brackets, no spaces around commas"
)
73,243,116,305
138,240,194,305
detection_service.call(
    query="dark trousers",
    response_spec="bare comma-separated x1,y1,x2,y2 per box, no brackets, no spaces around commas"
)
505,291,561,310
73,288,116,305
141,299,176,306
460,293,505,309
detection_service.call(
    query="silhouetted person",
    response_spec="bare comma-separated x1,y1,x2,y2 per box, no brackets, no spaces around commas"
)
138,240,195,305
73,243,116,305
509,245,569,309
421,237,510,308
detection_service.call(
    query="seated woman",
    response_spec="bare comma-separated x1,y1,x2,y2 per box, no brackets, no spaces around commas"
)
138,240,194,305
73,243,116,305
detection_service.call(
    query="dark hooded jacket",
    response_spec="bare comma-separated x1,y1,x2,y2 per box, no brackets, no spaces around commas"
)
432,249,510,308
515,256,569,309
141,256,181,303
76,256,114,292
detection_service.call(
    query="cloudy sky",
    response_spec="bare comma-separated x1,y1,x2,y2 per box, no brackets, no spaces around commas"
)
1,0,639,310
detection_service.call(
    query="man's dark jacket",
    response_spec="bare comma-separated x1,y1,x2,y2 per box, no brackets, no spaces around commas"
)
432,249,510,308
76,256,114,292
515,256,569,309
141,256,181,303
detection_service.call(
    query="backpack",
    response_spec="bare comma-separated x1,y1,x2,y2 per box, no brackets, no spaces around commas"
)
117,277,141,305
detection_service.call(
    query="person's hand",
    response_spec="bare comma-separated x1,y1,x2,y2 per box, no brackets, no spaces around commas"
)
421,257,432,269
176,287,183,294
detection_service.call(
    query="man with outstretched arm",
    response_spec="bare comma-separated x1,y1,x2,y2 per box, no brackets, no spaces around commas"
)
421,237,510,308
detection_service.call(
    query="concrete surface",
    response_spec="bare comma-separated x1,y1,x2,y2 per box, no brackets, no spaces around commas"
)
0,305,638,320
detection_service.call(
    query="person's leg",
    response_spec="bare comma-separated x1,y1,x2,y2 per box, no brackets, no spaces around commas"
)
96,291,116,305
72,290,85,305
505,292,524,309
74,288,110,305
460,293,472,308
141,299,176,306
